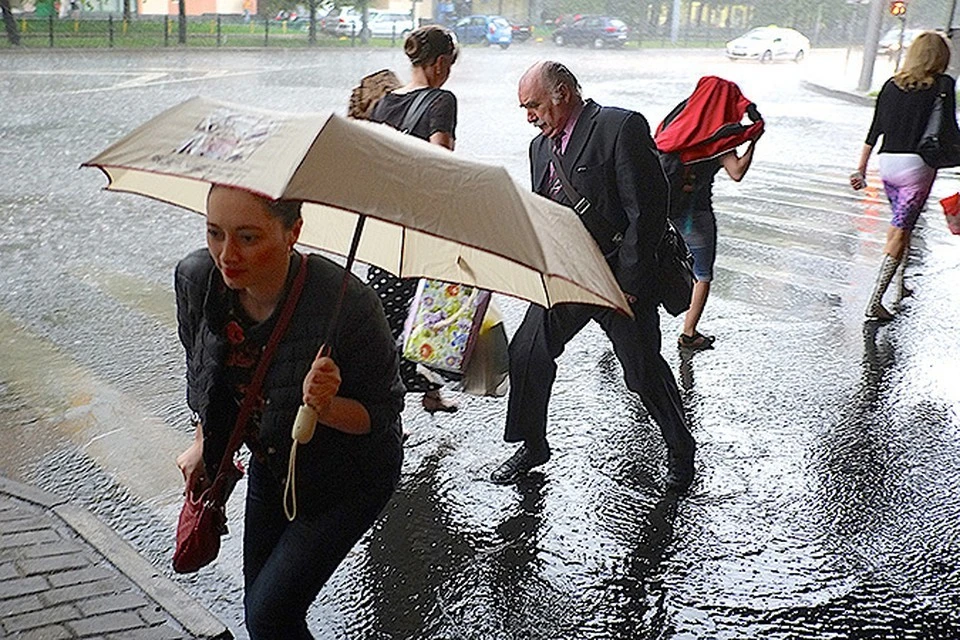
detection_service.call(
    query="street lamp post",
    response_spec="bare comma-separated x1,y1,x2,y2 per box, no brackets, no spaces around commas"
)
894,12,906,71
857,0,886,92
670,0,680,44
947,0,959,76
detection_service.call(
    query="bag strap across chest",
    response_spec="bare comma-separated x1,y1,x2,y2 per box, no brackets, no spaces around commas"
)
213,253,308,487
400,88,441,134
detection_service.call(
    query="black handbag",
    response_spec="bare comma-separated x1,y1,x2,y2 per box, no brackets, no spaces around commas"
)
655,220,695,317
917,75,960,169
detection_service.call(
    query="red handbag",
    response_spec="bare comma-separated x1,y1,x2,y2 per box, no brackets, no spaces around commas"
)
172,254,308,574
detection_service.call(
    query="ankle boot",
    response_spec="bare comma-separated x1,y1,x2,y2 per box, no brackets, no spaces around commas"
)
866,254,900,321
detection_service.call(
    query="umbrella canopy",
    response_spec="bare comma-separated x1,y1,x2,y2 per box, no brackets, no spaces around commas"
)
83,96,630,315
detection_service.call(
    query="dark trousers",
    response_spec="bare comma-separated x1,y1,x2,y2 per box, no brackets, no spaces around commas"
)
243,459,391,639
504,300,694,456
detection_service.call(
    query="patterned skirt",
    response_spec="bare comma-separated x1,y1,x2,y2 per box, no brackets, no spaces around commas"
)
879,153,936,231
366,267,441,394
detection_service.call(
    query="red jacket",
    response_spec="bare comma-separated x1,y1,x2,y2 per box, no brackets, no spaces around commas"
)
655,76,764,164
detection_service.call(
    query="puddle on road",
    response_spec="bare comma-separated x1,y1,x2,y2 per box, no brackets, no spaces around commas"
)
92,270,177,328
0,309,187,508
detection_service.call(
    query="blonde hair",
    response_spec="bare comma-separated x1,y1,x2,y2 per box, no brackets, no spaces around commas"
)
893,31,951,91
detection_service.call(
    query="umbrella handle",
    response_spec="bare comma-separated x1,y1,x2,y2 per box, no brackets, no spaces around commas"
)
291,341,332,446
292,365,324,444
287,216,364,521
292,405,318,444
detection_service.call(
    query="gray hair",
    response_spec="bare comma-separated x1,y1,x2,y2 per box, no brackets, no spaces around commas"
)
540,61,582,102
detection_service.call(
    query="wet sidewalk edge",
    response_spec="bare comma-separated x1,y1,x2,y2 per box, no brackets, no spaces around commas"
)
0,475,232,639
801,79,875,106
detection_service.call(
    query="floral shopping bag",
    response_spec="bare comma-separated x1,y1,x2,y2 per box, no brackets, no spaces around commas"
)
401,279,492,374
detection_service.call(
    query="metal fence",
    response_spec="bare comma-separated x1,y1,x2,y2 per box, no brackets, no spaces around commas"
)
4,14,412,48
3,13,868,49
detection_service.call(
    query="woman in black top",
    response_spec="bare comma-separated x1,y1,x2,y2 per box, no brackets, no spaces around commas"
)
175,186,403,638
850,31,954,321
367,25,461,413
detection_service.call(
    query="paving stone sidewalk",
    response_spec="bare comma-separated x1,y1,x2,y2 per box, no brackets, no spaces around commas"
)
0,477,230,639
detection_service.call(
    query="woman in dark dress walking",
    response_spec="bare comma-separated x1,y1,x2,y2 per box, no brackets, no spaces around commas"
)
175,185,404,638
367,25,461,413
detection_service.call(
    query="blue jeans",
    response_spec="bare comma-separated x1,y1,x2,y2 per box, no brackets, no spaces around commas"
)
243,458,393,639
671,207,717,282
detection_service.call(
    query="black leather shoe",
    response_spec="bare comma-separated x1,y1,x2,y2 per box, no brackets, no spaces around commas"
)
490,444,550,485
665,449,694,493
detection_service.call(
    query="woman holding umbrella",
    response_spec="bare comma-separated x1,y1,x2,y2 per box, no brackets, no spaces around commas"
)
175,185,404,638
366,24,462,413
850,31,954,321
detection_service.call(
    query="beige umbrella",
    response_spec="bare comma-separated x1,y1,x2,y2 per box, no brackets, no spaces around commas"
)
83,96,630,315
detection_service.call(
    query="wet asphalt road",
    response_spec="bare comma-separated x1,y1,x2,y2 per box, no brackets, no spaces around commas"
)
1,46,960,639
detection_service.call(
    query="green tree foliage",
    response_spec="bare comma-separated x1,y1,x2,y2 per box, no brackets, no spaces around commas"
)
739,0,953,33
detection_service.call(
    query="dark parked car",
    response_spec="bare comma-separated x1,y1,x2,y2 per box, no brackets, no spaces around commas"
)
454,15,513,48
553,15,628,48
510,20,534,42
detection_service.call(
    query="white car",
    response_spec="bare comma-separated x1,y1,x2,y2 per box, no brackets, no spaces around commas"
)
368,11,415,39
726,27,810,63
322,7,376,36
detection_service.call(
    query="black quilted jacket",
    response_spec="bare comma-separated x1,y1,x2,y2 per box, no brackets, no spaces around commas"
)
175,249,404,508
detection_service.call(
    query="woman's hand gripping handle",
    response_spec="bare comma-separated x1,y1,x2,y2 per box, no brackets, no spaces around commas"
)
292,345,341,444
286,345,341,520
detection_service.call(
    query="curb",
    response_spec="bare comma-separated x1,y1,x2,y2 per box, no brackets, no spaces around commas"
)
801,79,875,106
0,476,231,640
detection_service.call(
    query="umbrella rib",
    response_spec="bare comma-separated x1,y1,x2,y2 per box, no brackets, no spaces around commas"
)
399,225,407,276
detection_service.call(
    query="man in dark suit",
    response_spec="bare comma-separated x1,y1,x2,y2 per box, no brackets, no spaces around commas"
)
490,61,695,491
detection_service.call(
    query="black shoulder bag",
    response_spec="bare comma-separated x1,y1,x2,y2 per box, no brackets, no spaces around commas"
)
917,75,960,169
654,221,695,317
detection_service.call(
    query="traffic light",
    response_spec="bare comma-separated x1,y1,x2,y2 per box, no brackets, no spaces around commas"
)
889,0,906,17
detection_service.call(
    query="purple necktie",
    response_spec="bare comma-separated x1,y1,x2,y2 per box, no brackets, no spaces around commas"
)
548,133,565,198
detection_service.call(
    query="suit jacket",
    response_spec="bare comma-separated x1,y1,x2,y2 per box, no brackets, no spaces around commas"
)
530,99,668,301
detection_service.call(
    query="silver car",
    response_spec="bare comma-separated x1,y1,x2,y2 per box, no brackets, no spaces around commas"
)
368,11,415,39
322,7,374,36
